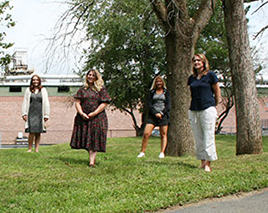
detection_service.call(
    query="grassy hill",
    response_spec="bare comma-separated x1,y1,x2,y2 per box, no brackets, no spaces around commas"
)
0,135,267,212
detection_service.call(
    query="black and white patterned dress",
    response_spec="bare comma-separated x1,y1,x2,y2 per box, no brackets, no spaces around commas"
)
26,92,45,133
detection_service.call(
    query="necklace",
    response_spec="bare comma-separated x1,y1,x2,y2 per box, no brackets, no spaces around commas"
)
196,70,206,80
196,74,203,80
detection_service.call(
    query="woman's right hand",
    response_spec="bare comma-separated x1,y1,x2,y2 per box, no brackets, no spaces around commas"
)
155,113,162,119
81,112,89,120
22,115,27,121
75,100,89,120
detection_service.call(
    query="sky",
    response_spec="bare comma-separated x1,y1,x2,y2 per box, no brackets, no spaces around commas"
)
245,1,268,74
4,0,85,75
3,0,268,75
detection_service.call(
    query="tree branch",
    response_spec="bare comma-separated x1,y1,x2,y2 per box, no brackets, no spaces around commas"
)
42,1,95,73
122,108,140,134
244,0,260,3
150,0,168,29
253,25,268,40
192,0,216,41
251,1,268,15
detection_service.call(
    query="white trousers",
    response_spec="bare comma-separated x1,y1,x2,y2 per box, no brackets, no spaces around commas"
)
188,106,218,161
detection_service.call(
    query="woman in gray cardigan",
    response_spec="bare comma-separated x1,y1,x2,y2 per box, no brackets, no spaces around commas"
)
22,75,50,152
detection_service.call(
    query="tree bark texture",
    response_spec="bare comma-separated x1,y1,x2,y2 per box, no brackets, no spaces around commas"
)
150,0,216,156
222,0,263,155
165,33,195,156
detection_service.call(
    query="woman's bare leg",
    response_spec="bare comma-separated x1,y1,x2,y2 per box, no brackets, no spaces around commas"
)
200,159,206,168
89,150,97,166
159,125,168,153
27,133,34,152
140,124,155,153
35,133,41,152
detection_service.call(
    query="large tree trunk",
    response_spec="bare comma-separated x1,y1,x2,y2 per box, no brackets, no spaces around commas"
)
165,33,195,156
222,0,263,155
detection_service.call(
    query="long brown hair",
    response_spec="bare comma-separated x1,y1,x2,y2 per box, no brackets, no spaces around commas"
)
30,75,43,93
192,53,210,77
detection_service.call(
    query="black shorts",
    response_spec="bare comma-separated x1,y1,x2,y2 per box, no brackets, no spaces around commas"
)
147,114,169,126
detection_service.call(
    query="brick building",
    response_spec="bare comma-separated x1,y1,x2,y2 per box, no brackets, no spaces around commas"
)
0,96,141,144
1,74,268,145
0,74,141,144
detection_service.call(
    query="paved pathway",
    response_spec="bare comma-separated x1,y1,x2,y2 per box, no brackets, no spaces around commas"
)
159,188,268,213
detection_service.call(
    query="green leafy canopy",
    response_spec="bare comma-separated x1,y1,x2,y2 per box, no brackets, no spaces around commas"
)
78,0,166,114
0,0,15,70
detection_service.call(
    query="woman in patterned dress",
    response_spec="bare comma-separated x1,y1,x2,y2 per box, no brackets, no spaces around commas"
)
70,69,111,167
22,75,50,153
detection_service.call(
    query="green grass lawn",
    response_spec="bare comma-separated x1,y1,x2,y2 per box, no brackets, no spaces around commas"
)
0,135,267,212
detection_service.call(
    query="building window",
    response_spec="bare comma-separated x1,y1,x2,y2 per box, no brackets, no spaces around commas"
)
58,86,70,93
9,86,22,92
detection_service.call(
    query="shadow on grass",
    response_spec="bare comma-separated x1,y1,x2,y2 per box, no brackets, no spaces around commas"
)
144,160,197,169
53,156,88,166
176,161,197,169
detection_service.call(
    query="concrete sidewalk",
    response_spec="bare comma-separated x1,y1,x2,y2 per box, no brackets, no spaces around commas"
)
160,188,268,213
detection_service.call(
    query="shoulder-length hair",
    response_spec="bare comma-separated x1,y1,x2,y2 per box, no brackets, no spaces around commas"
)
30,74,43,93
150,75,167,90
84,69,104,92
192,53,210,76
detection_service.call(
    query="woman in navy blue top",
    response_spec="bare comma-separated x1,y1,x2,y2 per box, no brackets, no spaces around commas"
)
188,53,221,172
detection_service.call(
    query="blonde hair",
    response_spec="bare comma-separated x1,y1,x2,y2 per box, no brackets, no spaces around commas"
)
150,75,167,90
192,53,210,76
84,69,104,92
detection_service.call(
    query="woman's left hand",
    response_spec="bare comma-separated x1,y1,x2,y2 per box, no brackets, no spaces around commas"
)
22,115,27,122
88,112,96,119
87,103,107,119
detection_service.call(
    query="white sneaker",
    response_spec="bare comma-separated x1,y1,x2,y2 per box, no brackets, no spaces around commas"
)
159,152,165,158
137,152,145,158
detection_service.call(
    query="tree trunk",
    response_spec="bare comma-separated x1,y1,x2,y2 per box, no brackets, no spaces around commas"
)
165,33,195,156
222,0,263,155
215,96,234,134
